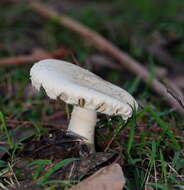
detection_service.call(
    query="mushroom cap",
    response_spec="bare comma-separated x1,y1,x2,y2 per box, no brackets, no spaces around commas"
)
30,59,138,120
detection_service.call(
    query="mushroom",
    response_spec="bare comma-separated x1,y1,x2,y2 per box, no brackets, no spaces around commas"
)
30,59,138,152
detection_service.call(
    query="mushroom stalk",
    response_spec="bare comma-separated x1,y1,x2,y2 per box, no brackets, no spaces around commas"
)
68,106,97,151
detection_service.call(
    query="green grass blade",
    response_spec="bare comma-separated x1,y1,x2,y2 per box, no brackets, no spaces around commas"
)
147,107,180,150
42,179,71,185
0,111,14,149
127,123,135,155
146,182,169,190
159,150,167,184
127,77,141,94
0,146,10,155
38,158,78,184
28,159,52,167
0,160,7,168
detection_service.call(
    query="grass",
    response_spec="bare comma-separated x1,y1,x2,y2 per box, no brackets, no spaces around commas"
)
0,0,184,189
27,158,78,185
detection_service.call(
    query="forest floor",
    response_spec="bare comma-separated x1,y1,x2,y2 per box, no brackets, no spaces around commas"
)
0,0,184,189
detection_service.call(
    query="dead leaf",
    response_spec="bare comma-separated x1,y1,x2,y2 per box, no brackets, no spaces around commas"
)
145,184,154,190
69,163,125,190
60,152,116,180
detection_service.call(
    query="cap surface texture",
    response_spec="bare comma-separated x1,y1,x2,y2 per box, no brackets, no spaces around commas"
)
30,59,138,120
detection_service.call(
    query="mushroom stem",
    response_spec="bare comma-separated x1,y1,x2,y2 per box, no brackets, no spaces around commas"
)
68,106,97,152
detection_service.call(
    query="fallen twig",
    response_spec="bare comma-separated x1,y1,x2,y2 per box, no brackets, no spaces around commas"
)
0,48,71,66
29,2,184,115
166,87,184,110
147,32,184,75
6,119,66,129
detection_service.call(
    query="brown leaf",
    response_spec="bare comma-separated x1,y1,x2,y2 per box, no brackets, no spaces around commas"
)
61,152,116,180
145,184,154,190
69,163,125,190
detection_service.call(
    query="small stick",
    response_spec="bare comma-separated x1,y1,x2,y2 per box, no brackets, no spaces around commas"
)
0,48,71,67
29,2,184,116
6,119,66,129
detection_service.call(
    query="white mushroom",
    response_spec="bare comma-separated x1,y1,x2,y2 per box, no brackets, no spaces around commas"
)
30,59,138,152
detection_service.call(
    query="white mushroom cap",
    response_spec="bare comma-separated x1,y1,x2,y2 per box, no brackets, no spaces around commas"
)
30,59,138,120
